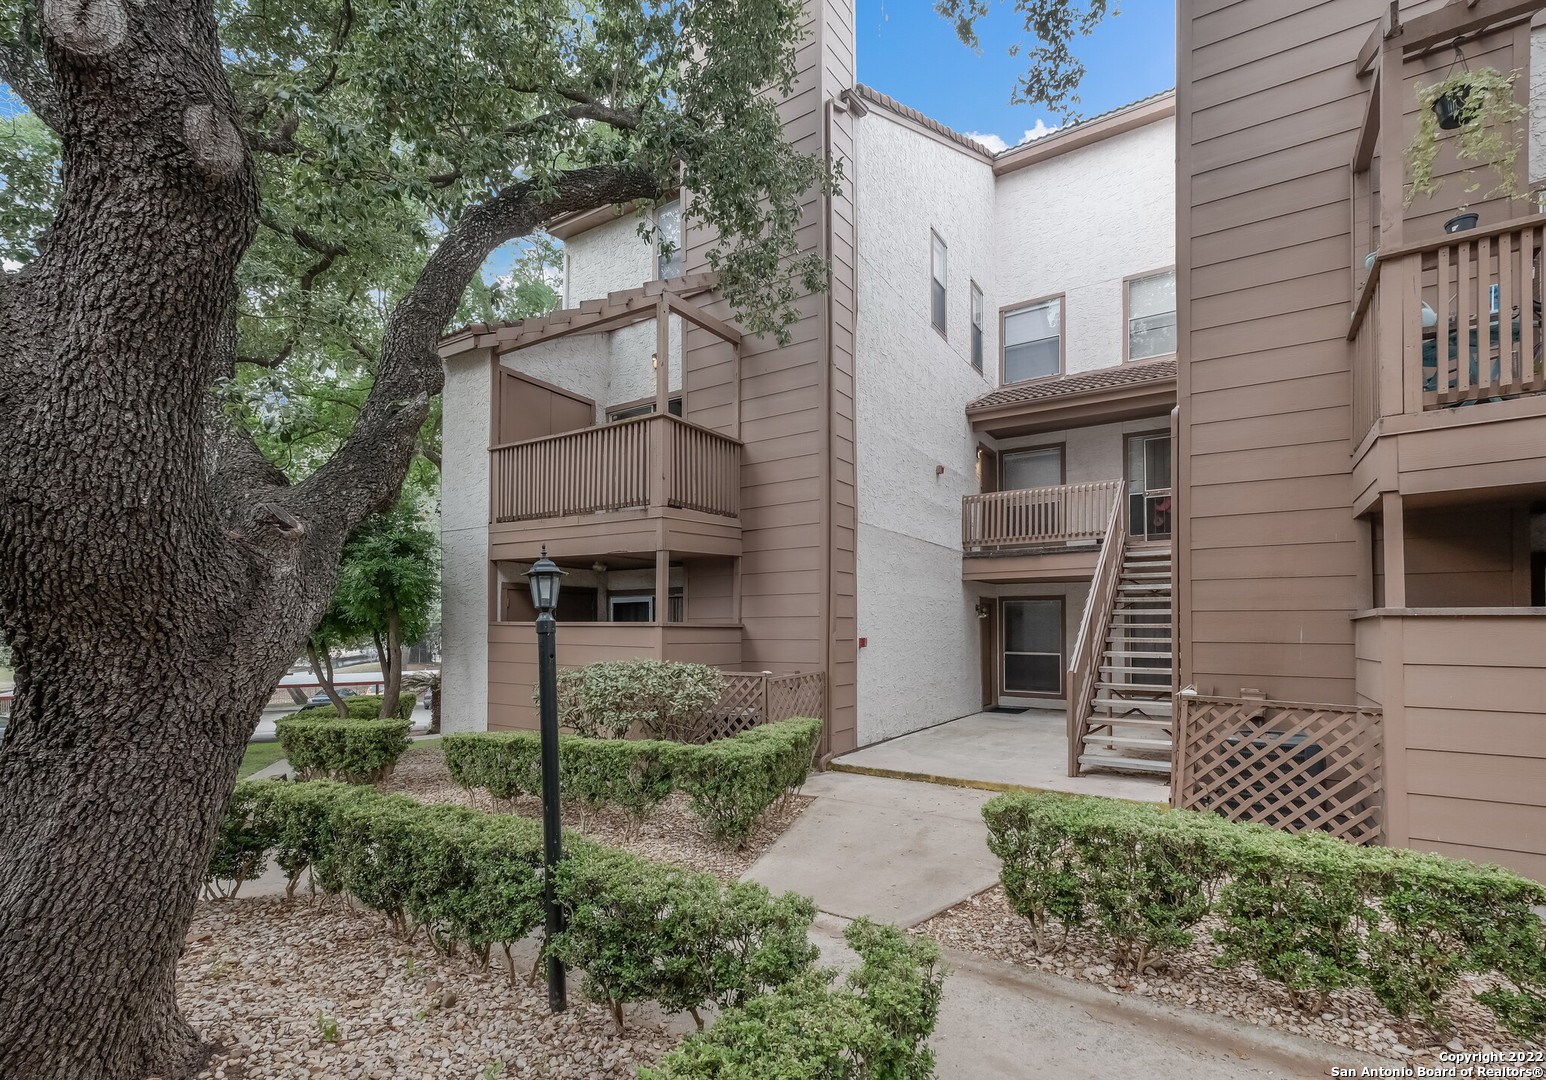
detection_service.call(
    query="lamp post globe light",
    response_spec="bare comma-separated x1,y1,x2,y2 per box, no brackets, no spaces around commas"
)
524,547,567,1012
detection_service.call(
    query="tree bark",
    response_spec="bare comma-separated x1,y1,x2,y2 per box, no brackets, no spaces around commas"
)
0,2,662,1074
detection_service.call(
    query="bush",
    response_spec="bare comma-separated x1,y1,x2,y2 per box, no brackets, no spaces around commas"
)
541,659,725,739
275,714,411,784
982,790,1546,1038
445,717,821,844
638,918,946,1080
286,691,416,722
551,847,818,1031
206,780,817,1026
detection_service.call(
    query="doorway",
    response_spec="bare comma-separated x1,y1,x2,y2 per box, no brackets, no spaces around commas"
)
1125,432,1172,542
999,597,1064,701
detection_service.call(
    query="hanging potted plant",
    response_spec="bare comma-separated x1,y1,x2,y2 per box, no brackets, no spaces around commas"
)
1404,65,1526,222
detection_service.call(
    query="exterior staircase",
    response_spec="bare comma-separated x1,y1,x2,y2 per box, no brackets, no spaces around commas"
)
1077,545,1174,776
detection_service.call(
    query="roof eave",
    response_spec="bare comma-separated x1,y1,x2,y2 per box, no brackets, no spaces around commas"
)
968,377,1178,439
992,92,1176,176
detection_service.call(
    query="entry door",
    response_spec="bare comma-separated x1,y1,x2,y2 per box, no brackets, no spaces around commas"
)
1126,433,1172,542
1001,598,1063,698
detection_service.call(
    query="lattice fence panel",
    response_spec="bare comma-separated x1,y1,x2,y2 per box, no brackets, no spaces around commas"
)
1174,695,1384,845
665,671,827,744
765,672,825,723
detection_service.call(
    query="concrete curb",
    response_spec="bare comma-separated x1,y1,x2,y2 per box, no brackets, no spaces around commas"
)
828,760,1169,807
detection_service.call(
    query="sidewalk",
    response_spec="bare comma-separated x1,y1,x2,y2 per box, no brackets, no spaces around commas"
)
749,770,1402,1080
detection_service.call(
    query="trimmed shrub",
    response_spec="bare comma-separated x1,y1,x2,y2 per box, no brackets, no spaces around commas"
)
205,780,818,1026
672,718,822,843
275,714,411,784
982,790,1546,1038
542,659,725,739
445,717,822,844
638,918,946,1080
286,691,416,723
551,846,818,1031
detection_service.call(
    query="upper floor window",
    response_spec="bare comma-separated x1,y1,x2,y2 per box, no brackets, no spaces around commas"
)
1002,297,1062,383
1002,445,1063,491
930,232,948,336
970,282,984,372
1127,269,1176,360
656,200,683,280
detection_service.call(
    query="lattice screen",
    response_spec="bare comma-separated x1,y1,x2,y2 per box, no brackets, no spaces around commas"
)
1173,695,1384,845
666,671,826,744
765,672,825,723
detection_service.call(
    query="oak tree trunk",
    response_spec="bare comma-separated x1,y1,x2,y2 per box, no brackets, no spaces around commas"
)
0,2,661,1071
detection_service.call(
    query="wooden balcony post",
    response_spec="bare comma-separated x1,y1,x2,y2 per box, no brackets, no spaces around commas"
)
655,296,671,414
655,548,670,650
1381,491,1406,608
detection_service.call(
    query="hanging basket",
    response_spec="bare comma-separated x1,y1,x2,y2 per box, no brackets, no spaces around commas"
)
1432,86,1473,130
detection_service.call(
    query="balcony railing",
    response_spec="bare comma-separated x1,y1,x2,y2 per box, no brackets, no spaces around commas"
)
962,480,1123,551
491,414,741,523
1351,214,1546,439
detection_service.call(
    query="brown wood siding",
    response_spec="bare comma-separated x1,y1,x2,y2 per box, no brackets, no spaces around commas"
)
1179,0,1375,704
673,2,858,752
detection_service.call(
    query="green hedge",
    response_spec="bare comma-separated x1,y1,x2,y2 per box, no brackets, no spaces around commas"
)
443,717,822,843
286,691,417,723
543,659,727,739
639,919,945,1080
207,780,822,1031
983,790,1546,1037
275,714,411,784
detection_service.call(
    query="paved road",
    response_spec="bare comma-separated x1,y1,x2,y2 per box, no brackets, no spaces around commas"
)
249,702,433,742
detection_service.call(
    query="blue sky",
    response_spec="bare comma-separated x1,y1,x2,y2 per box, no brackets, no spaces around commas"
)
855,0,1176,151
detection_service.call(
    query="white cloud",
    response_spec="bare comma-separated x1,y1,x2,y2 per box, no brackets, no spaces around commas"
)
963,120,1060,156
963,131,1009,153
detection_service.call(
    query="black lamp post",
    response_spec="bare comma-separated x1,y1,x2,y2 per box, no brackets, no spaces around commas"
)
525,546,568,1012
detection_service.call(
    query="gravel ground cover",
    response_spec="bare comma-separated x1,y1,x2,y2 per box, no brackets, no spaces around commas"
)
380,746,812,881
920,884,1542,1071
182,897,677,1080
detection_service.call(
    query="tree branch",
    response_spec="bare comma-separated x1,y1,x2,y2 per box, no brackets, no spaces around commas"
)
289,162,661,537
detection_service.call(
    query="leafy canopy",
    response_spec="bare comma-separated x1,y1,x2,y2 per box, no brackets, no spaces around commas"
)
332,504,440,649
936,0,1116,120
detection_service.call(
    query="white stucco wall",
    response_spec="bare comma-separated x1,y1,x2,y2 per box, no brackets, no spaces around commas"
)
854,114,998,745
994,415,1173,486
993,118,1176,374
564,214,655,306
440,349,493,733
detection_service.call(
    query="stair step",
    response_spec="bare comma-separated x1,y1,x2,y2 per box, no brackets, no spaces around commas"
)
1091,696,1173,716
1081,734,1173,750
1078,754,1172,774
1104,650,1174,659
1101,664,1175,674
1095,681,1172,693
1120,572,1171,581
1082,716,1173,728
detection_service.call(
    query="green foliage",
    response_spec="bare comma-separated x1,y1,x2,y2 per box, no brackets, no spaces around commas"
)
205,780,818,1028
1405,66,1527,208
672,719,823,844
544,659,726,739
444,717,821,843
982,791,1546,1038
275,714,411,784
639,919,946,1080
0,112,60,267
286,693,417,723
551,847,818,1026
936,1,1113,120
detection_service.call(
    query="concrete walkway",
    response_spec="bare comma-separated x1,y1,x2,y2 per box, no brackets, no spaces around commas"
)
747,770,1399,1080
832,710,1170,804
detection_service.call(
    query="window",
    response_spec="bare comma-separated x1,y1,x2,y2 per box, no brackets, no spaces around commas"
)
656,200,683,280
1002,598,1063,696
607,397,683,422
970,283,984,371
610,596,654,622
930,232,948,336
1002,298,1061,383
1126,433,1173,542
1127,270,1176,360
1001,446,1063,491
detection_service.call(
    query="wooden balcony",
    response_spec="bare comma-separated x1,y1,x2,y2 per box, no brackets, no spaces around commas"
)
961,480,1122,583
488,413,742,559
1349,215,1546,515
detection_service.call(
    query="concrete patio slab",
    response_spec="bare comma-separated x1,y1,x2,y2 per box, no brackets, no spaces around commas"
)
742,771,1000,926
832,709,1170,804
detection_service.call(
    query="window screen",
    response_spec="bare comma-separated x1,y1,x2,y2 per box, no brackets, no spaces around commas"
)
931,233,948,335
656,200,683,280
1128,270,1176,360
970,283,984,371
1003,299,1060,382
1003,599,1062,695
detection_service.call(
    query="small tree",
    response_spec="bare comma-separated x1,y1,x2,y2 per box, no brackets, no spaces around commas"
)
332,506,440,719
304,601,370,717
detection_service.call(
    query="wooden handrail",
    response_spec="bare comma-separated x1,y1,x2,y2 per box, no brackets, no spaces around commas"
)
490,413,740,522
1065,493,1127,776
962,480,1122,549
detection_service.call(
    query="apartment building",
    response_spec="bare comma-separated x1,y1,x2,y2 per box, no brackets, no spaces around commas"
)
436,0,1180,777
1175,0,1546,878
